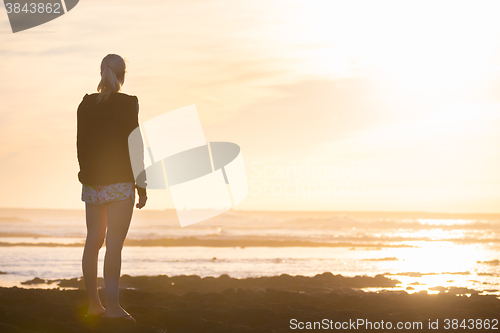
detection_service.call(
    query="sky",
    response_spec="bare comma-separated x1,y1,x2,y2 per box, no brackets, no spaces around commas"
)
1,0,500,213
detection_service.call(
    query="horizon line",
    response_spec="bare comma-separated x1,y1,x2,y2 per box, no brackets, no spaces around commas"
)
0,206,499,218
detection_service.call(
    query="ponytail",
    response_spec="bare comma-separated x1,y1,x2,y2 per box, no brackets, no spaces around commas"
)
96,54,126,103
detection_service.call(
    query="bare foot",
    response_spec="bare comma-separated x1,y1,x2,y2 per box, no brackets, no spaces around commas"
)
87,306,106,316
104,306,130,318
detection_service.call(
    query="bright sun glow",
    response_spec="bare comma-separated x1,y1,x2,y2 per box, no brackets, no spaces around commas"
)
373,242,494,294
389,242,482,274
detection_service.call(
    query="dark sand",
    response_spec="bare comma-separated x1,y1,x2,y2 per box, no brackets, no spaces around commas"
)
1,273,499,332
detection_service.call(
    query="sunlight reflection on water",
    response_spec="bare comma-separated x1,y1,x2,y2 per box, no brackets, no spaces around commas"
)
1,215,499,296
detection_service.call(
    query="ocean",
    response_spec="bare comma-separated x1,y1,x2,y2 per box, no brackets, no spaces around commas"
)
1,208,499,297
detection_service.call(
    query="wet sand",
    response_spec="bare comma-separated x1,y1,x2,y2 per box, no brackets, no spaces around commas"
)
1,273,499,332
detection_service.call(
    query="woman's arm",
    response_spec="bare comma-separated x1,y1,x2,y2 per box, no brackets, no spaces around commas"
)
76,94,90,176
132,96,148,197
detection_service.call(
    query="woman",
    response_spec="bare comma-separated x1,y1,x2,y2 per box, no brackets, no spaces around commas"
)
77,54,148,324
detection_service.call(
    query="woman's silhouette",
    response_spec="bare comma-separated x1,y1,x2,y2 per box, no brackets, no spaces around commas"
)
77,54,147,324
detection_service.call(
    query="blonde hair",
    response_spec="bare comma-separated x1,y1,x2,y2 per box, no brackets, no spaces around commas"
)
96,54,127,103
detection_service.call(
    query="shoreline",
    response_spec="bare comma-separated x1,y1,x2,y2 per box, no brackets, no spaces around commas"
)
0,238,416,248
15,273,493,296
19,272,403,292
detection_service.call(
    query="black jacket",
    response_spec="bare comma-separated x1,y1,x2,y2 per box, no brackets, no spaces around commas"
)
77,92,147,197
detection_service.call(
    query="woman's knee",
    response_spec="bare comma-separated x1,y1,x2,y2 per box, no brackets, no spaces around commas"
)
85,236,105,250
105,237,125,252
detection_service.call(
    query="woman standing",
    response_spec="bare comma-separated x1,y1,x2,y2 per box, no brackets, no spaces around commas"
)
77,54,147,324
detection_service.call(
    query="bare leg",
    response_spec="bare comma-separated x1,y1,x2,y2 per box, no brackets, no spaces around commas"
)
82,202,107,315
103,196,134,318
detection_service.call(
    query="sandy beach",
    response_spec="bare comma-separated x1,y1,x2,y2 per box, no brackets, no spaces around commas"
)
1,273,499,332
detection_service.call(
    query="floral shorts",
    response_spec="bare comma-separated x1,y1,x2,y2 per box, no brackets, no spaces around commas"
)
81,182,135,205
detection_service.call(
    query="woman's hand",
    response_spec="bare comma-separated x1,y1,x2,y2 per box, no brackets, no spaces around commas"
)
136,195,147,209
